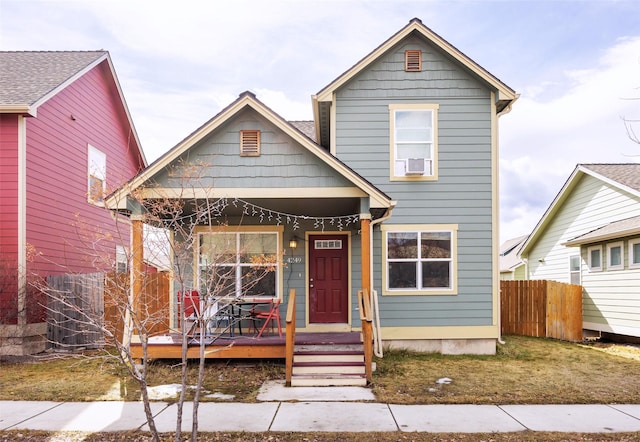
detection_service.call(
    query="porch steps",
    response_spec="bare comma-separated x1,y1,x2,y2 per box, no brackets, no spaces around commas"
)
291,337,367,387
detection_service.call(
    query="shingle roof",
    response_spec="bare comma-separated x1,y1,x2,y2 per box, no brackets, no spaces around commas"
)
581,164,640,193
499,235,527,272
0,51,106,106
565,215,640,246
288,120,316,142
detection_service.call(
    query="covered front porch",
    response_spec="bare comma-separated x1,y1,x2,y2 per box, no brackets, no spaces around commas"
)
105,92,394,385
129,288,376,385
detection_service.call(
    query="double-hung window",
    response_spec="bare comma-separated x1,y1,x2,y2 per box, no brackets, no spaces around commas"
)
382,225,457,295
569,255,581,285
630,238,640,269
606,242,623,270
389,104,439,180
87,144,106,204
587,245,602,272
198,231,279,298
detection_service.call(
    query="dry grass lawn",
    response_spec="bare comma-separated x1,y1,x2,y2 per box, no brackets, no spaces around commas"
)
0,335,638,405
1,335,640,441
372,335,640,404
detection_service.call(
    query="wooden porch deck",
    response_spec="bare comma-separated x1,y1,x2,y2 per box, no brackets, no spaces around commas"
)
130,331,362,360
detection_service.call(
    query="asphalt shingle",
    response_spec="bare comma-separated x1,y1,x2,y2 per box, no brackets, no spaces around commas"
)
0,51,106,106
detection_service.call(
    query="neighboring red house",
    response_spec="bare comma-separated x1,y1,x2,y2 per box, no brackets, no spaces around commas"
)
0,51,146,355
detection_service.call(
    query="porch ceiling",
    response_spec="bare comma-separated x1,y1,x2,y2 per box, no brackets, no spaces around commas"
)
145,197,362,221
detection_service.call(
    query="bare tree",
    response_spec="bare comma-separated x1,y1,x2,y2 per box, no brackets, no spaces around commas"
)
141,161,280,441
26,159,279,441
622,86,640,145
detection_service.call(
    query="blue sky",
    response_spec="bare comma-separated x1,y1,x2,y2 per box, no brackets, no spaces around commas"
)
1,0,639,241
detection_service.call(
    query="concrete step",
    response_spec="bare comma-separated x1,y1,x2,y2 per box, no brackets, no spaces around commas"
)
294,343,364,353
290,374,367,387
293,352,365,363
292,361,366,375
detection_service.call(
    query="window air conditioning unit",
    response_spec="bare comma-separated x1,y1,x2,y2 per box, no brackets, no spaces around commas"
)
406,158,425,175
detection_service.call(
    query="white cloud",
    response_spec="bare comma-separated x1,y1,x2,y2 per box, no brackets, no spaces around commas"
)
499,36,640,241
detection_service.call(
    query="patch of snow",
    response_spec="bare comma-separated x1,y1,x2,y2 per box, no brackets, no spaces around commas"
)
206,392,235,400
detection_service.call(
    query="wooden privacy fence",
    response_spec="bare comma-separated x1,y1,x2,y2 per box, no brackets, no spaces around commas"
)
47,272,170,349
105,272,170,345
500,280,583,341
47,273,105,349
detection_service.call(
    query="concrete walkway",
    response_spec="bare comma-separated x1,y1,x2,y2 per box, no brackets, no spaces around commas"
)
1,382,639,434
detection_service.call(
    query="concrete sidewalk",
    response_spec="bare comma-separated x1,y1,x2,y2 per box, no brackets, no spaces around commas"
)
2,400,640,434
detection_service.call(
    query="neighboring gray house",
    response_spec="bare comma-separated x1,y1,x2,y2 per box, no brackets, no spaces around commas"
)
108,18,518,355
519,164,640,339
499,235,527,280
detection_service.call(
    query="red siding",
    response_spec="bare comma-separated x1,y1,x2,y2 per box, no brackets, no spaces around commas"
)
0,114,19,322
25,61,144,279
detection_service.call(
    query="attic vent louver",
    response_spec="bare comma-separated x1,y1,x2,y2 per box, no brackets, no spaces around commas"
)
405,50,422,72
240,130,260,156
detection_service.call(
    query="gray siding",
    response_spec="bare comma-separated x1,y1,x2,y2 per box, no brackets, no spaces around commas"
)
335,36,496,328
153,108,354,189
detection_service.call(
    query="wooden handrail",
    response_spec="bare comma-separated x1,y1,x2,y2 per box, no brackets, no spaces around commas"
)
284,288,296,386
358,289,373,321
358,289,374,383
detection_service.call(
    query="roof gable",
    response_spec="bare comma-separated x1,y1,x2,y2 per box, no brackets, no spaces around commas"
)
314,18,517,107
0,50,147,166
312,18,518,149
520,163,640,255
107,91,393,211
0,51,106,113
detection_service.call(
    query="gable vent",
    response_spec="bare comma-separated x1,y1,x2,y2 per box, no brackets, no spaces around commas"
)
240,130,260,156
405,50,422,72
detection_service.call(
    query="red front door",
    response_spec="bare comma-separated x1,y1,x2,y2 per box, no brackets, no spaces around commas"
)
309,234,349,323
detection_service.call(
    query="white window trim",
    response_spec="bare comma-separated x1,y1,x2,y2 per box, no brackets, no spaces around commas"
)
606,241,624,270
630,238,640,269
389,103,439,182
381,224,458,296
116,245,129,273
195,226,283,300
568,254,581,285
87,144,106,205
587,245,602,272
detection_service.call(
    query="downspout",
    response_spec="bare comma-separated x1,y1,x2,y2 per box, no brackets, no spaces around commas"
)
494,95,518,345
369,204,395,358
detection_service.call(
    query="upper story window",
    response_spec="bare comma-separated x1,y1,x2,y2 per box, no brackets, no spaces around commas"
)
240,130,260,156
629,238,640,269
404,50,422,72
87,144,106,204
381,224,457,295
389,104,439,181
606,242,623,270
587,245,602,272
116,246,128,273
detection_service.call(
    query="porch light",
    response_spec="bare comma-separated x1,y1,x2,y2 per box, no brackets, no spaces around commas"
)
289,238,298,249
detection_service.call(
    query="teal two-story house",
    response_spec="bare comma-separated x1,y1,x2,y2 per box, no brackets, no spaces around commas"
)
108,18,518,359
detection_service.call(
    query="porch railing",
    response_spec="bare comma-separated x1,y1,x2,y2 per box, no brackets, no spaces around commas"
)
284,288,296,386
358,289,373,383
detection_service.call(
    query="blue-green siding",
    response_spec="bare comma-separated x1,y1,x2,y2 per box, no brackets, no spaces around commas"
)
335,36,496,328
153,108,354,189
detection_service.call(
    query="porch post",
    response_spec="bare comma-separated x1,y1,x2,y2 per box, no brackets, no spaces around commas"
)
360,213,373,383
131,216,144,314
124,215,144,349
